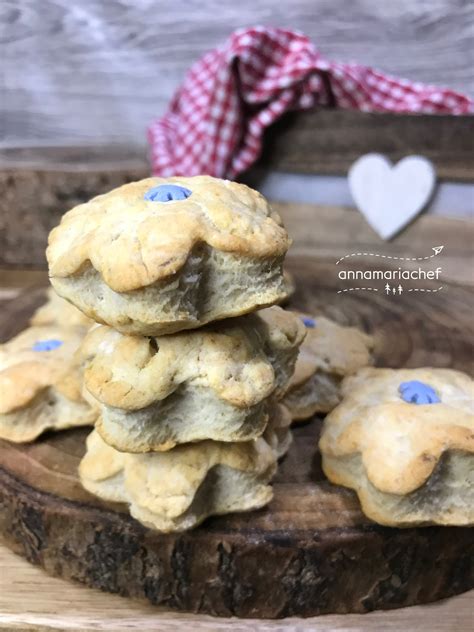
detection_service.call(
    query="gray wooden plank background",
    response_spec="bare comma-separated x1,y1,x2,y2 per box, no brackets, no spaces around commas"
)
1,0,473,150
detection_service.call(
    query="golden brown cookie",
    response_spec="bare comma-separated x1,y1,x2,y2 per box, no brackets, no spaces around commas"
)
30,287,94,329
278,269,296,306
319,367,474,526
0,325,96,442
47,176,290,335
282,313,374,420
78,306,305,452
79,405,290,533
262,400,293,459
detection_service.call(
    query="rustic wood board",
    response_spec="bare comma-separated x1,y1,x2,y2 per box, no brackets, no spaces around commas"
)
258,110,474,181
0,255,473,620
2,111,474,183
0,546,472,632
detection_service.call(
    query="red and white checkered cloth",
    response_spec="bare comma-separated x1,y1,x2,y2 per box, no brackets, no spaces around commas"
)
148,26,473,179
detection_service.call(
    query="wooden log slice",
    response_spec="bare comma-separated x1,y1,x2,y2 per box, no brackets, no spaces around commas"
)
0,258,473,619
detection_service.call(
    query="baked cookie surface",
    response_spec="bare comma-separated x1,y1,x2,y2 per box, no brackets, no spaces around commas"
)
319,367,474,526
78,306,305,452
30,287,94,329
0,325,96,442
278,269,295,305
282,313,373,420
79,404,290,532
47,176,290,335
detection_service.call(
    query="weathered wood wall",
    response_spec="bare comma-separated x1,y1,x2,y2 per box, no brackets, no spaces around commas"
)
259,111,474,181
2,0,473,150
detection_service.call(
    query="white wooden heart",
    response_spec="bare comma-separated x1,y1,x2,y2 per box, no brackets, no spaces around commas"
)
348,154,436,240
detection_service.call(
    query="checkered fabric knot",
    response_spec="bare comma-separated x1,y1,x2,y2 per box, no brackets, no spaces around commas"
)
148,26,473,179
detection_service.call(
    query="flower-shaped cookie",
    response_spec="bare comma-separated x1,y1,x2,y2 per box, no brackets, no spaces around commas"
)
79,404,290,533
278,269,296,306
282,313,374,420
47,176,290,335
0,325,96,442
262,399,293,459
30,287,94,329
319,367,474,526
78,306,305,452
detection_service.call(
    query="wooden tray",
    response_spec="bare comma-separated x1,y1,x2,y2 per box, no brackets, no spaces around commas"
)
0,254,472,619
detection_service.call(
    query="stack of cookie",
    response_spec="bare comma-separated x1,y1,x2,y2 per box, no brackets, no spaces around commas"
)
46,176,305,532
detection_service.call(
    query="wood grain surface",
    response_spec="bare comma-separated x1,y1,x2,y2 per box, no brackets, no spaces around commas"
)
2,0,473,149
0,258,473,618
0,545,472,631
2,107,474,184
258,110,474,181
0,168,148,267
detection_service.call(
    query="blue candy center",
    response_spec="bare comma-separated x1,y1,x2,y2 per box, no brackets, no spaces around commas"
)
399,380,441,405
32,339,63,352
301,317,316,328
144,184,192,202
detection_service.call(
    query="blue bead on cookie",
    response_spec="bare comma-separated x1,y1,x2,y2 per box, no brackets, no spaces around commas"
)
32,339,63,352
301,317,316,328
144,184,192,202
398,380,441,405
